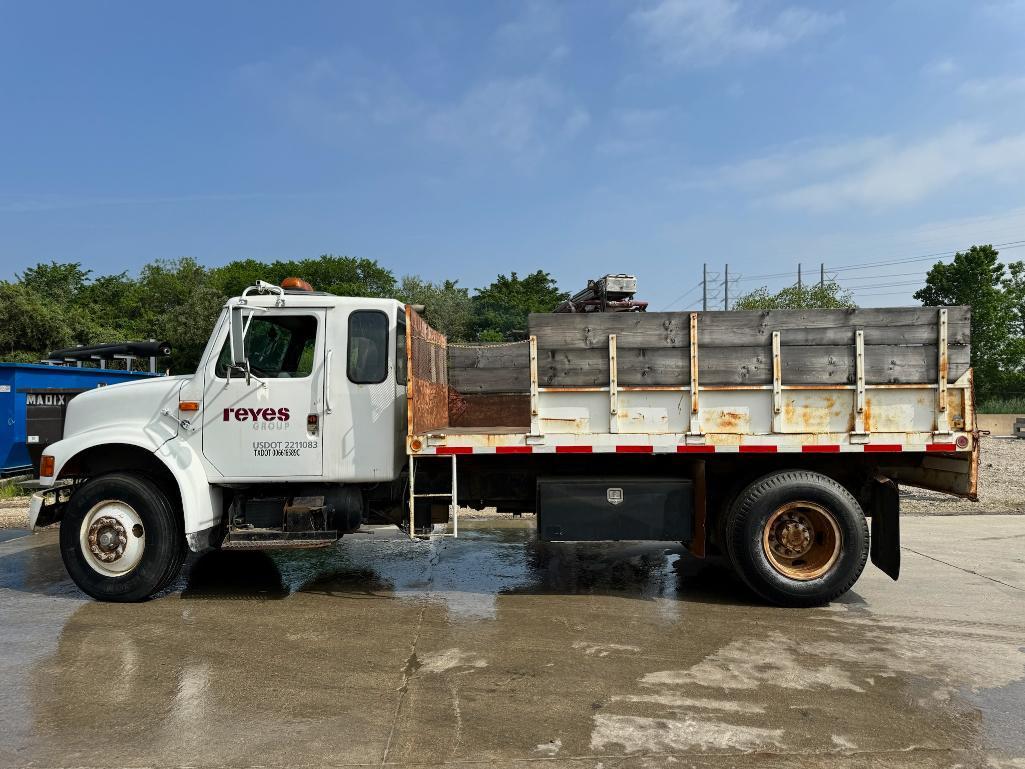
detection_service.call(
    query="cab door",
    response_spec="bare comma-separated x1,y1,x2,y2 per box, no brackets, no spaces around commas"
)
201,309,326,479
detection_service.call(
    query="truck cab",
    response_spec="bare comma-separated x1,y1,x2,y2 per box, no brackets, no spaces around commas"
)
32,279,411,601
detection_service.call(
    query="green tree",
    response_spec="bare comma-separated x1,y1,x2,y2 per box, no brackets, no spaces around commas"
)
471,270,567,341
914,245,1022,397
733,281,856,310
18,261,91,304
209,255,397,299
0,282,72,360
207,258,268,298
396,275,474,341
1002,260,1025,338
135,258,223,372
74,272,141,343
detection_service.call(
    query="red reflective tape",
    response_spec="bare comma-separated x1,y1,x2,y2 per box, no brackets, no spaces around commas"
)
436,446,473,455
616,445,653,453
864,444,902,452
926,443,957,452
803,445,840,453
496,446,533,454
556,445,592,453
677,445,716,453
739,445,777,453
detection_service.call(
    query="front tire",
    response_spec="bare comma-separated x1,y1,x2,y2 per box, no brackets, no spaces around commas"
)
60,473,185,602
724,470,869,607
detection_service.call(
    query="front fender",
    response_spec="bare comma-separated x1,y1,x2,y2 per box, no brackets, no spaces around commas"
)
42,428,221,536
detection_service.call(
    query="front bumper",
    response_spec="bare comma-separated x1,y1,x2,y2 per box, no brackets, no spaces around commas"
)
28,487,72,530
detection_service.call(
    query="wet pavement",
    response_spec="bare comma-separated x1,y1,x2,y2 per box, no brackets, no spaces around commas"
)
1,516,1023,768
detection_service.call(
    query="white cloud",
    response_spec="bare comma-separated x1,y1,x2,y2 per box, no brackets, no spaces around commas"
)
596,107,673,156
768,125,1025,212
958,74,1025,98
237,50,422,138
239,53,586,164
922,58,958,77
425,76,589,161
495,1,569,63
630,0,843,67
709,137,892,189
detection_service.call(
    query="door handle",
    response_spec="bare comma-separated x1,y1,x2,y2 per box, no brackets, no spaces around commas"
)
325,348,334,414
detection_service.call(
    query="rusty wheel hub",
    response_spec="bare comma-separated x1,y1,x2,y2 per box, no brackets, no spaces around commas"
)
79,500,146,577
762,501,841,581
88,516,128,563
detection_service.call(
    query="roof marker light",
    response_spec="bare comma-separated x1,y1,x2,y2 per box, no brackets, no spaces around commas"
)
281,277,314,291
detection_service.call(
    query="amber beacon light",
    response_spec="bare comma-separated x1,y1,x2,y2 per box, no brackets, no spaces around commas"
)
281,277,314,291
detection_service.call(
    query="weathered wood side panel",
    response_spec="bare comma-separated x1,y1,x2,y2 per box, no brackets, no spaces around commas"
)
529,307,970,386
448,367,532,393
696,308,970,346
530,308,970,347
537,344,970,386
529,313,689,348
448,344,531,394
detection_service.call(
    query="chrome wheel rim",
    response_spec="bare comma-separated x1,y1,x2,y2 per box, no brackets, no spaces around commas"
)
79,500,146,577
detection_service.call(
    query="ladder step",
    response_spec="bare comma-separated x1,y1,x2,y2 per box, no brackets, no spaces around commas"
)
412,493,453,498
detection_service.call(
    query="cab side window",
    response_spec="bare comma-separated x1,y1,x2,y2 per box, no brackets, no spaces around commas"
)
395,315,407,385
215,315,318,379
348,310,389,384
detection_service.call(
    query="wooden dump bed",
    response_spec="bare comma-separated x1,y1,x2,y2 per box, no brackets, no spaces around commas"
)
405,306,975,458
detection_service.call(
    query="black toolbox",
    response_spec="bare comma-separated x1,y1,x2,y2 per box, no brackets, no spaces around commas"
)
536,477,693,542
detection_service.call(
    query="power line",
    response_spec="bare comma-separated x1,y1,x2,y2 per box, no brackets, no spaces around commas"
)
732,238,1025,286
828,239,1025,272
844,279,930,290
659,281,703,311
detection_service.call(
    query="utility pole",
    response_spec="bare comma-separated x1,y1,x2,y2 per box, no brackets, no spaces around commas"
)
797,263,802,293
820,263,825,290
702,263,708,311
724,264,729,310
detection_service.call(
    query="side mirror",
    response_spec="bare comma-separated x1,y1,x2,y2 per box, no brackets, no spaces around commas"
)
229,305,249,366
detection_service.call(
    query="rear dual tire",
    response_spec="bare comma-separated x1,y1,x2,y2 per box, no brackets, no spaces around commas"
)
724,470,869,607
60,473,186,602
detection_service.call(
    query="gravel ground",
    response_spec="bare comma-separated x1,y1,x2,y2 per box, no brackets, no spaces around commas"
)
1,438,1021,529
0,498,31,529
900,436,1025,515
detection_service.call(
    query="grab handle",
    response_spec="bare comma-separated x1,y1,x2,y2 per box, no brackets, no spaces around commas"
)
325,348,334,414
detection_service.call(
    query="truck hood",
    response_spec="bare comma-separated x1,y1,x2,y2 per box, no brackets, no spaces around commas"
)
63,375,189,443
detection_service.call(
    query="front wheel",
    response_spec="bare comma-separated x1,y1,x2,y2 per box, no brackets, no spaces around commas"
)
724,470,869,607
60,473,186,602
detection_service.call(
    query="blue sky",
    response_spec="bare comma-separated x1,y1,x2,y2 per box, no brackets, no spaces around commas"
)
3,0,1025,309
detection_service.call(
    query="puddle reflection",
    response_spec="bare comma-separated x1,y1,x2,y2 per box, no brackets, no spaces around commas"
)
9,520,1025,766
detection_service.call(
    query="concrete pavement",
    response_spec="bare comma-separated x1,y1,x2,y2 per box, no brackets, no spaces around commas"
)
0,516,1023,768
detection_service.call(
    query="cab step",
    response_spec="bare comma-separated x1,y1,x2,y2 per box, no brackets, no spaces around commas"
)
222,529,338,550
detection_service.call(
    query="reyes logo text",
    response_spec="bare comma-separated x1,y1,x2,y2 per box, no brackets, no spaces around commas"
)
223,407,290,422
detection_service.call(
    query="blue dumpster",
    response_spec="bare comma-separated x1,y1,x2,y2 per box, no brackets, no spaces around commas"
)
0,363,160,476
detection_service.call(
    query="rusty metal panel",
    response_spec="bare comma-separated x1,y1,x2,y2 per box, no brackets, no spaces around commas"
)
408,308,449,434
538,391,610,434
779,391,855,434
863,388,937,434
449,393,530,428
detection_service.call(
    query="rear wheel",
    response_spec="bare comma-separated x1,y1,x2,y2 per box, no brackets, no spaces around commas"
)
725,470,868,607
60,473,185,602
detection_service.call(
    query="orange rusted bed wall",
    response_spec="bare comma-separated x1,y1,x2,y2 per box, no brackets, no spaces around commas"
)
406,305,449,435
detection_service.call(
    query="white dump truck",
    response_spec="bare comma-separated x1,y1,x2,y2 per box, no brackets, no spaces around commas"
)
30,278,978,606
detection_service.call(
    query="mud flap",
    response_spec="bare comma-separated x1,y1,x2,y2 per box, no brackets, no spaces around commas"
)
869,476,900,580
